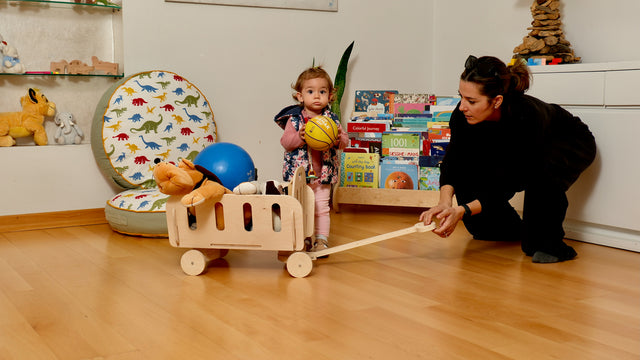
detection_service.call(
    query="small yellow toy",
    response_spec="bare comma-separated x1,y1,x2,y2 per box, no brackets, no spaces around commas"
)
0,88,56,146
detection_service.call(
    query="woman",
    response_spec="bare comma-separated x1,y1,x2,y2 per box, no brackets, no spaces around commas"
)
420,55,596,263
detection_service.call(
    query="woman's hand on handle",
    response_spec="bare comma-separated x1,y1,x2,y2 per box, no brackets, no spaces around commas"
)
420,205,463,238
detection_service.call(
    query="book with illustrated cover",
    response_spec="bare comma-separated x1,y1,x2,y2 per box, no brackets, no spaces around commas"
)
435,96,461,106
381,132,421,158
429,105,456,121
339,152,380,188
379,162,419,190
393,103,430,115
389,93,436,114
430,140,449,157
419,167,441,190
418,155,443,190
354,90,398,113
392,93,436,104
346,121,390,133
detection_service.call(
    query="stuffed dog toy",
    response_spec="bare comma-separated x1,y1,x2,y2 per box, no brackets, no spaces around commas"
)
153,158,232,207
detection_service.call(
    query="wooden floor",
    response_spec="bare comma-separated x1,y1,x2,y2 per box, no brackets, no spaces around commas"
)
0,206,638,360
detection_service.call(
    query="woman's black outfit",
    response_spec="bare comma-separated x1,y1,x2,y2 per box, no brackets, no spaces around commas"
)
440,94,596,260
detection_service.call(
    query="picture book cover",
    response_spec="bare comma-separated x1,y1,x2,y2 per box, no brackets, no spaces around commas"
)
435,96,461,106
339,152,380,188
354,90,398,113
393,103,431,115
347,121,390,133
381,132,421,158
430,140,449,157
429,105,457,121
379,162,419,190
392,93,436,104
419,155,444,168
419,166,440,191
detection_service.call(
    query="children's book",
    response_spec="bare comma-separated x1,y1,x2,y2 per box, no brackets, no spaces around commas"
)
435,96,461,106
354,90,398,113
393,103,430,115
429,140,449,157
347,121,390,133
419,167,441,190
339,152,380,188
429,105,456,122
389,93,436,114
381,132,421,158
392,93,436,104
418,155,443,191
379,162,419,190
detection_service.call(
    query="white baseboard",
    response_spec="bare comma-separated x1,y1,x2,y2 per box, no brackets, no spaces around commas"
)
564,219,640,253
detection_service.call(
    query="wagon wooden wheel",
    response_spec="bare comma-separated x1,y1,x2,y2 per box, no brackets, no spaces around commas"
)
286,252,313,278
180,249,229,276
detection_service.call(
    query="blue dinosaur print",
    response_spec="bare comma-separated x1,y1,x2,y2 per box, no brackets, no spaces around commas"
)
104,115,112,123
134,80,158,93
130,172,144,181
139,135,162,150
129,113,143,122
172,87,185,96
119,200,125,208
114,95,123,104
116,152,126,162
158,72,165,78
203,100,208,107
138,201,150,209
164,123,173,132
183,108,203,123
178,143,190,152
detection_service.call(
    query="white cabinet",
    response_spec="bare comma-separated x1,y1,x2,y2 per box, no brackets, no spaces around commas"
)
529,61,640,252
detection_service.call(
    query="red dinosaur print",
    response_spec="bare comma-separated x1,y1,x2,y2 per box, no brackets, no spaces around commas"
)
160,104,175,112
132,98,148,106
135,194,149,199
181,127,194,135
113,133,129,141
205,134,215,143
173,75,185,81
134,156,151,164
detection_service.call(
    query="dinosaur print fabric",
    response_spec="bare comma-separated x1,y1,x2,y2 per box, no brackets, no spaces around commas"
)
98,70,216,189
94,70,217,225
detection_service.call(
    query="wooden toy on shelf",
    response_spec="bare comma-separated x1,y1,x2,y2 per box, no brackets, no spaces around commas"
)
67,59,94,75
50,60,68,74
91,56,118,75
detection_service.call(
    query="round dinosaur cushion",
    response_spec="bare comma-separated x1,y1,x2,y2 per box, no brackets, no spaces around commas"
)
92,70,217,189
91,70,217,236
104,188,170,237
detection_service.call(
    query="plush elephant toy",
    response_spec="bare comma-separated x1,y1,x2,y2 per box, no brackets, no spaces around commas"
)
54,112,84,145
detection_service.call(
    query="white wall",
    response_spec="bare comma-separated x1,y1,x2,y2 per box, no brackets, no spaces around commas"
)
122,0,434,182
431,0,640,95
2,0,435,215
3,0,640,215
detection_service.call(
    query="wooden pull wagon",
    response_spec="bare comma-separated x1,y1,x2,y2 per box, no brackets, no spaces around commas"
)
166,166,437,278
165,166,316,277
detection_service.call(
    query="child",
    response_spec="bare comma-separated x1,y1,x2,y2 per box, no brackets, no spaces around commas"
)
274,66,349,253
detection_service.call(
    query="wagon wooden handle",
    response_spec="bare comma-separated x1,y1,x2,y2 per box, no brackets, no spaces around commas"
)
308,222,436,260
